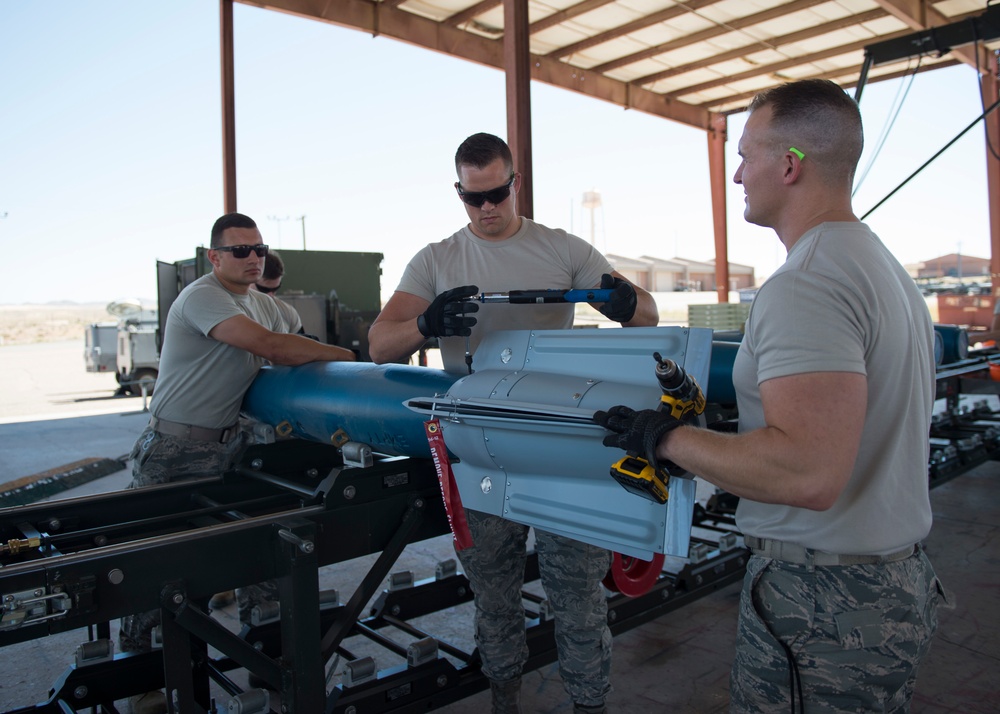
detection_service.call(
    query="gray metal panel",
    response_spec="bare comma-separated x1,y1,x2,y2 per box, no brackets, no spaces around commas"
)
84,323,118,373
433,326,714,559
155,260,180,350
280,294,328,342
272,249,383,313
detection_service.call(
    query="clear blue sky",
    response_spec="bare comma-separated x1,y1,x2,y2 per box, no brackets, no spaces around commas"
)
0,1,994,306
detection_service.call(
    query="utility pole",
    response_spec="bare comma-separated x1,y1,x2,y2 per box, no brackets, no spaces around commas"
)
267,215,290,245
297,215,306,250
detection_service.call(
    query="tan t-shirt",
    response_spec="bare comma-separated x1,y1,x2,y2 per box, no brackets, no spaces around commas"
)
150,272,283,429
396,218,613,373
734,222,935,554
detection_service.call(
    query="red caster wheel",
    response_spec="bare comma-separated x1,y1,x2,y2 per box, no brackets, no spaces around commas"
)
602,551,665,597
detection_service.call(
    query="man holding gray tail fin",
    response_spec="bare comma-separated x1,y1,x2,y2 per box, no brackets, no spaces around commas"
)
596,79,946,712
369,132,657,713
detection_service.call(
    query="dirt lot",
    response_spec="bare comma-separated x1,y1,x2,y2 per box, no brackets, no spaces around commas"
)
0,303,113,346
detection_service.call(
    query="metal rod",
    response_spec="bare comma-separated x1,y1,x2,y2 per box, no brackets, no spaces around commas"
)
381,615,473,662
44,494,297,547
353,621,409,657
475,288,613,303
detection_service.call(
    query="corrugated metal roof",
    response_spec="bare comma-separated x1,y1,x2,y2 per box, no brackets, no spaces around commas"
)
242,0,1000,130
606,253,660,268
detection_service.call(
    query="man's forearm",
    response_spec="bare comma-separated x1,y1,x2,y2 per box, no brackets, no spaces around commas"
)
267,333,355,365
626,290,659,326
662,425,849,511
368,319,427,365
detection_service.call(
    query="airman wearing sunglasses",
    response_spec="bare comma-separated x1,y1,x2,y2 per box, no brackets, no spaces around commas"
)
251,247,304,336
119,213,354,713
368,133,657,714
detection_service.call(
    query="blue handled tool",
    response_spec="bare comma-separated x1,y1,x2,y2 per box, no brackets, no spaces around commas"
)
473,289,614,304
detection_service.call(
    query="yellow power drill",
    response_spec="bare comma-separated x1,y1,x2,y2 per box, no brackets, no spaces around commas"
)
609,351,706,503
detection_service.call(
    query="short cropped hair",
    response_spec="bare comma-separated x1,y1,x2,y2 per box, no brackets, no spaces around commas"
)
455,133,514,175
261,248,285,281
210,212,258,248
748,79,864,184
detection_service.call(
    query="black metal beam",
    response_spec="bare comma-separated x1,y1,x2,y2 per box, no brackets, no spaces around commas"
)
864,4,1000,67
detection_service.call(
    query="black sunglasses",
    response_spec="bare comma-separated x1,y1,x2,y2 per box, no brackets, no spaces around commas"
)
214,244,269,259
255,283,279,294
456,176,515,208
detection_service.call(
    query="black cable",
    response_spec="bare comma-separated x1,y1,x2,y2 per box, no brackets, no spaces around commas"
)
779,639,804,713
861,94,1000,220
854,57,922,197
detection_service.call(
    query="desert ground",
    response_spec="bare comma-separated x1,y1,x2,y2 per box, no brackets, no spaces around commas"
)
0,303,115,346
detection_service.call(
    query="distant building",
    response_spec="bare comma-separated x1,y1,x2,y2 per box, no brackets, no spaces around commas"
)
907,253,990,279
607,254,755,292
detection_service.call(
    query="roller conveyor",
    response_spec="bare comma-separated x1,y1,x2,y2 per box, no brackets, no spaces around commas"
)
3,329,998,713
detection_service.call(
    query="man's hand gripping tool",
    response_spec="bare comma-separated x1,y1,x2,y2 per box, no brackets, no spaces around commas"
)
608,352,706,504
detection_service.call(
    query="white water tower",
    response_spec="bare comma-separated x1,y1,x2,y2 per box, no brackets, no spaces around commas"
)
581,189,602,246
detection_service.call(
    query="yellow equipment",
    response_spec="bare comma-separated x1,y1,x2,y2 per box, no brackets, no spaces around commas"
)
609,352,706,503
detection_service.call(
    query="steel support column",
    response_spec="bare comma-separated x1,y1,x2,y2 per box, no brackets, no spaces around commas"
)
503,0,533,219
160,590,211,714
277,518,325,713
708,112,730,303
220,0,237,213
986,52,1000,300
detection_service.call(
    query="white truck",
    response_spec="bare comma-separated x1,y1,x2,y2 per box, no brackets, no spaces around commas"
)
83,321,119,375
84,299,159,396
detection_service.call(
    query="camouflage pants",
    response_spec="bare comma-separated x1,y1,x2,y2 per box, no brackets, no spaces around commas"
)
120,427,276,651
456,509,613,707
729,547,943,713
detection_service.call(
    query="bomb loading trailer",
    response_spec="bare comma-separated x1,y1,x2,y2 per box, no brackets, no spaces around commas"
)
3,326,998,713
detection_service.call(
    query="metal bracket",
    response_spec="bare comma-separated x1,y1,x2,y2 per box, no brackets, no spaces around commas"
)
251,421,276,444
343,656,377,687
406,637,439,667
341,441,373,469
435,559,457,580
0,588,71,631
688,542,711,564
150,624,163,650
538,599,553,623
718,533,738,553
278,528,315,554
75,638,115,667
250,601,281,627
226,688,270,714
388,571,414,592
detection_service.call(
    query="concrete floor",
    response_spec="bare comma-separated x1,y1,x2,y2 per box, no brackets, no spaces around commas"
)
1,341,998,712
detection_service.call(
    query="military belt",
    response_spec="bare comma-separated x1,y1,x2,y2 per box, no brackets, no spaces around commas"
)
149,417,239,444
744,535,916,566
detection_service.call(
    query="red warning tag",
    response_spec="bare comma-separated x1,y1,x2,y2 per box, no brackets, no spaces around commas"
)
424,419,474,551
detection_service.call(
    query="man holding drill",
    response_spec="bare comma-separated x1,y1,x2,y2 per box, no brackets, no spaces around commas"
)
369,132,657,713
597,79,944,711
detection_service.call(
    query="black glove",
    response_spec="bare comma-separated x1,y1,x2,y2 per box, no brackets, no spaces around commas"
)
597,273,637,323
417,285,480,338
593,405,684,469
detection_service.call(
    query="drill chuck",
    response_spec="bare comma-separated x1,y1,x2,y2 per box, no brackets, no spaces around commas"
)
605,352,707,504
653,352,685,392
652,352,706,419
